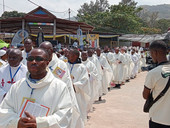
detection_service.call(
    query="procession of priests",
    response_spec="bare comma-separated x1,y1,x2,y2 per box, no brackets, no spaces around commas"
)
0,39,147,128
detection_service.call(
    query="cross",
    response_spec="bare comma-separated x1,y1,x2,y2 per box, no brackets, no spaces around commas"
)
1,79,5,87
7,79,15,84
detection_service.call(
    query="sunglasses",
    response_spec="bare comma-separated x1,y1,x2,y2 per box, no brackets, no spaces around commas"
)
26,56,47,62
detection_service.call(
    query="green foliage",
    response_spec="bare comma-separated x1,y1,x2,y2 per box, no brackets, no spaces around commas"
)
155,19,170,33
77,0,143,34
1,11,25,19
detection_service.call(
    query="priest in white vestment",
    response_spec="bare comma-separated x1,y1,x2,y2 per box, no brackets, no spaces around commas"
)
135,50,142,73
67,49,91,124
81,51,98,112
112,48,125,88
131,50,138,78
102,46,115,87
96,48,113,95
0,48,27,103
0,48,73,128
88,49,103,100
39,42,83,128
22,39,33,66
140,50,146,69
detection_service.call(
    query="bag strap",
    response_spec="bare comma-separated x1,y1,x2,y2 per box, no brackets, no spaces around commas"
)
152,77,170,104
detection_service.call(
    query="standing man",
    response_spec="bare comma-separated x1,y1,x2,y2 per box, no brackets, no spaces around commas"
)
143,40,170,128
39,41,83,128
22,39,33,66
0,48,27,103
131,49,138,79
88,48,103,100
81,51,98,112
112,48,125,88
67,49,90,124
0,48,73,128
96,48,113,95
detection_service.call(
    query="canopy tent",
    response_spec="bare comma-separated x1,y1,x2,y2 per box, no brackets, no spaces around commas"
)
119,34,167,43
0,39,9,49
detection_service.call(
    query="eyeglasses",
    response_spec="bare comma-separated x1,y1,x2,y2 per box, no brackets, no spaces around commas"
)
26,56,47,62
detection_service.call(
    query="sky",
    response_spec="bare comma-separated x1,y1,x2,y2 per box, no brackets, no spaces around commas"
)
0,0,170,19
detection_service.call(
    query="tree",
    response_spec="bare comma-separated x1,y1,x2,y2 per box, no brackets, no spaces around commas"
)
156,19,170,33
104,4,143,33
1,11,25,19
120,0,137,6
77,1,143,34
77,0,109,18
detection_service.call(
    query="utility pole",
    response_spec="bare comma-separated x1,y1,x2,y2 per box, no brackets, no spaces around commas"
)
3,0,5,13
68,8,71,20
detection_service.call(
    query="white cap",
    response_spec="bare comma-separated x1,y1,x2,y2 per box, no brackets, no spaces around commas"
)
0,49,6,57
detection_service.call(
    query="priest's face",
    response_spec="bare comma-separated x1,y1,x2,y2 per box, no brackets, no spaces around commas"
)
88,50,93,57
115,49,119,54
96,49,101,56
8,49,23,67
24,39,33,52
68,50,78,63
27,49,49,79
81,52,88,61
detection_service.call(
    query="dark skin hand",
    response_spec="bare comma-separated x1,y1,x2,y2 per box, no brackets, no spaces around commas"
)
143,86,151,99
18,111,37,128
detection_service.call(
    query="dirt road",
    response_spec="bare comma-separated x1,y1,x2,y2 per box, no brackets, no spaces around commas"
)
85,71,149,128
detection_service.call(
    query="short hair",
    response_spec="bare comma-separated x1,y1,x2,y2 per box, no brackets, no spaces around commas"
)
149,40,168,53
70,49,79,57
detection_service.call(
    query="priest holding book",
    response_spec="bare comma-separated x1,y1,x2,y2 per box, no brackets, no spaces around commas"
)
0,48,73,128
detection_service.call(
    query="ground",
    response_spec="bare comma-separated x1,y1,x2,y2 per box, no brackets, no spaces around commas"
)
85,71,149,128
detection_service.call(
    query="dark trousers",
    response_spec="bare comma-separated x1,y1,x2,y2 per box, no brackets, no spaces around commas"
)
149,120,170,128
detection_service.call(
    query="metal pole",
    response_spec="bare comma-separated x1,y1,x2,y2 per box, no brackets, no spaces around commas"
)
3,0,5,13
53,19,56,40
68,8,71,20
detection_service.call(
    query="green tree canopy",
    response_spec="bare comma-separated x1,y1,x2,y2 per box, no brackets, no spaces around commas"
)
1,11,25,19
77,0,143,34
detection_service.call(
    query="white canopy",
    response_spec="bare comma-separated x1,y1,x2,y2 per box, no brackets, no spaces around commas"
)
119,34,167,43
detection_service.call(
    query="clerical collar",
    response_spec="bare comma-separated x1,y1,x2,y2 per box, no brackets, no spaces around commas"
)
28,75,42,83
68,58,81,64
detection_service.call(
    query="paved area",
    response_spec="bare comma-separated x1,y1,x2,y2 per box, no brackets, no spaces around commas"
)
85,71,149,128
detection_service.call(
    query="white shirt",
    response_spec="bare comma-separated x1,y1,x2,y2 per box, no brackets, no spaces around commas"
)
145,62,170,125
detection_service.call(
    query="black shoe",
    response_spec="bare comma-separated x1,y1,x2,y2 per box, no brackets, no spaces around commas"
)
108,87,111,91
99,97,102,101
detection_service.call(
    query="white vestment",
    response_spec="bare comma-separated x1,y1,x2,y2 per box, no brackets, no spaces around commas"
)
0,70,73,128
88,56,103,98
141,53,146,67
67,62,91,123
127,53,134,79
22,49,32,66
135,52,141,73
48,53,83,128
131,54,138,78
59,55,68,63
0,63,27,103
102,52,114,82
97,55,113,94
82,59,98,112
112,52,125,84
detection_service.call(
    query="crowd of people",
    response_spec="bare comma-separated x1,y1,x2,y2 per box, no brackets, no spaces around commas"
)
0,38,164,128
